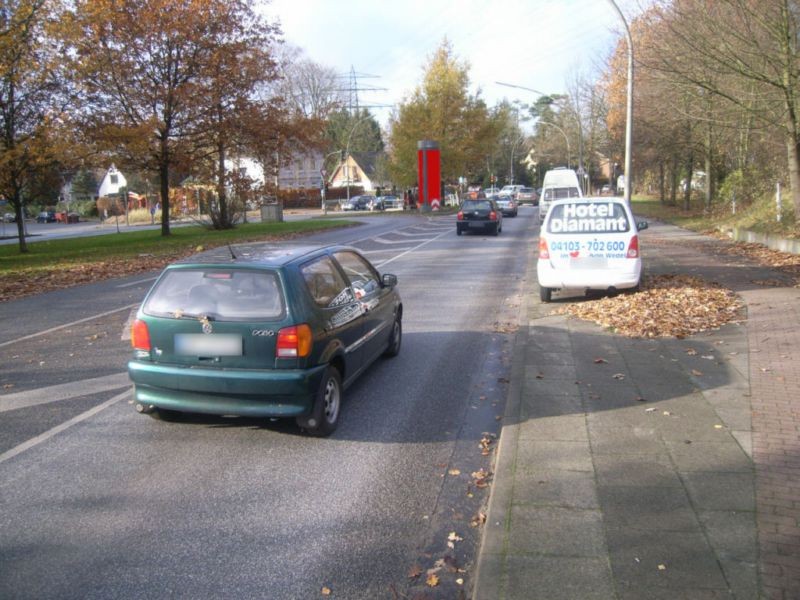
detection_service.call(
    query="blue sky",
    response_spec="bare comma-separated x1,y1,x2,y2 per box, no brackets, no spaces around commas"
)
262,0,639,127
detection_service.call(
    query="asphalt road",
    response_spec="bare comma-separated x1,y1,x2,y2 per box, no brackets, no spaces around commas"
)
0,209,536,599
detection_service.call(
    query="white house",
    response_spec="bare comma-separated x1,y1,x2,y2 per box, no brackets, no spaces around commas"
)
97,164,127,197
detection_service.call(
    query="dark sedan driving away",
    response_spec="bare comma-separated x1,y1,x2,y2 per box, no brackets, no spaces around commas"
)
456,198,503,236
128,243,402,436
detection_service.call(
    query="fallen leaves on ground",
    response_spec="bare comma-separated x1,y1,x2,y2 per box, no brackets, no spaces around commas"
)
555,274,743,338
471,468,492,488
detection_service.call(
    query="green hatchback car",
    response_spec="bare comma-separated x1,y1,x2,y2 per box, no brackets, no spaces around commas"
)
128,243,402,436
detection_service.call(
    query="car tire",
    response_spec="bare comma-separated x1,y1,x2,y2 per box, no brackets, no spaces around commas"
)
297,366,341,437
540,286,552,303
147,407,186,422
456,228,462,236
383,316,402,357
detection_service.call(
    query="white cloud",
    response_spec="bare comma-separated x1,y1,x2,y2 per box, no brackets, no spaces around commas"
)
261,0,635,123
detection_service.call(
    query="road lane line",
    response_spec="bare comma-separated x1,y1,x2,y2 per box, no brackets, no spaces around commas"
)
0,372,130,413
375,229,452,268
0,303,139,349
0,390,128,466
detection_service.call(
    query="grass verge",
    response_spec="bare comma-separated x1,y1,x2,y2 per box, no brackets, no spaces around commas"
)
0,219,356,302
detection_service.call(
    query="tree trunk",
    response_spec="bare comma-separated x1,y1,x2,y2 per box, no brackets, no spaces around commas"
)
670,155,679,205
705,127,713,210
683,150,694,211
786,118,800,218
159,158,171,236
216,140,229,228
659,162,666,204
12,189,28,254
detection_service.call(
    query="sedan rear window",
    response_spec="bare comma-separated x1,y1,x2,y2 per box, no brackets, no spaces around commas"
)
546,202,631,234
461,200,492,211
143,269,285,320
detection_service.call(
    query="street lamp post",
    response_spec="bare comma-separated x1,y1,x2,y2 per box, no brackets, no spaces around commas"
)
606,0,634,204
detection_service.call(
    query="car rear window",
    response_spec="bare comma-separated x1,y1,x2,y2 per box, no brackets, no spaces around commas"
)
462,200,492,211
143,268,285,321
545,202,631,234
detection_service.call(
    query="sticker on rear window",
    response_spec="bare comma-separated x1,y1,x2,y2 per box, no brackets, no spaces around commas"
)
548,203,629,233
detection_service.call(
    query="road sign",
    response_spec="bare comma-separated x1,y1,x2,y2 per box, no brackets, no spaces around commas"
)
431,198,440,211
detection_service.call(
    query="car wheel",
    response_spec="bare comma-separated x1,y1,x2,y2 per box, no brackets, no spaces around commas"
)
297,366,341,437
456,227,462,236
540,286,552,303
147,407,185,422
383,316,402,357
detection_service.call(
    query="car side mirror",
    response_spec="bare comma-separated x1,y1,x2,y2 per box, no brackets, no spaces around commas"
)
381,273,398,288
637,221,649,231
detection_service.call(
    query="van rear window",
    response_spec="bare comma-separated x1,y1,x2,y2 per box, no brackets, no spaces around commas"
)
544,187,581,200
546,202,630,234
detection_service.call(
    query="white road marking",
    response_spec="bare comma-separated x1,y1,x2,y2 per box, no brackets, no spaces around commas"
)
0,372,130,413
372,236,423,245
374,229,452,268
0,303,140,349
0,390,128,466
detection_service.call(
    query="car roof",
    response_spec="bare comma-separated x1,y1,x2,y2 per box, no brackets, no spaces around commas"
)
170,243,355,268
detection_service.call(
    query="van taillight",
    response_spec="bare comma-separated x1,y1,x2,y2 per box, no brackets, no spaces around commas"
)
626,235,639,258
131,319,151,351
538,238,550,259
277,324,312,358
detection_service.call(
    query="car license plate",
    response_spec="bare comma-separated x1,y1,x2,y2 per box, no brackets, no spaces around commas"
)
175,334,242,356
469,222,485,228
570,257,608,269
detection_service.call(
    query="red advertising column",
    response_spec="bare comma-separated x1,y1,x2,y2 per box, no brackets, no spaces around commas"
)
417,140,441,212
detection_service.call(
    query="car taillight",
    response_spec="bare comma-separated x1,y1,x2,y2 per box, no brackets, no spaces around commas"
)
457,211,464,221
489,211,497,221
131,319,151,351
626,235,640,258
538,237,550,259
276,324,312,358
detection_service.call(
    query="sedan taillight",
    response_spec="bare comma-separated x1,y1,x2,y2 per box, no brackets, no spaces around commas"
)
277,324,313,358
538,238,550,259
457,211,464,221
131,319,151,351
489,211,498,221
626,235,640,258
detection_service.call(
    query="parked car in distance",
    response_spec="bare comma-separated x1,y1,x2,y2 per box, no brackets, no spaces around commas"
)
493,194,518,217
341,195,373,211
537,197,648,302
601,184,611,195
36,210,56,223
456,198,503,236
516,187,538,205
499,184,524,197
377,195,401,209
3,212,16,223
128,243,403,436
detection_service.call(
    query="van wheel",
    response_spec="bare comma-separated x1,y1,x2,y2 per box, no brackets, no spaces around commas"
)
297,366,341,437
540,286,552,303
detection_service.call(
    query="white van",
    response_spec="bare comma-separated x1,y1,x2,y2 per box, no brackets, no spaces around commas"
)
537,197,648,302
538,168,582,223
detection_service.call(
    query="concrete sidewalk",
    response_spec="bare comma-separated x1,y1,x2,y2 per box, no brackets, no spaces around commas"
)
474,220,800,599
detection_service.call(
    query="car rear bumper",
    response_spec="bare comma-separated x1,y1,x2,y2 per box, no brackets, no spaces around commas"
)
537,260,641,290
128,360,327,417
457,221,499,233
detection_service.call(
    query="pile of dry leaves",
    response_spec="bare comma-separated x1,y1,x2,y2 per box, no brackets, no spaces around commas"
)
555,274,743,338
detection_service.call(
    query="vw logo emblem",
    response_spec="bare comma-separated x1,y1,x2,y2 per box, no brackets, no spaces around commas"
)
202,321,213,334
